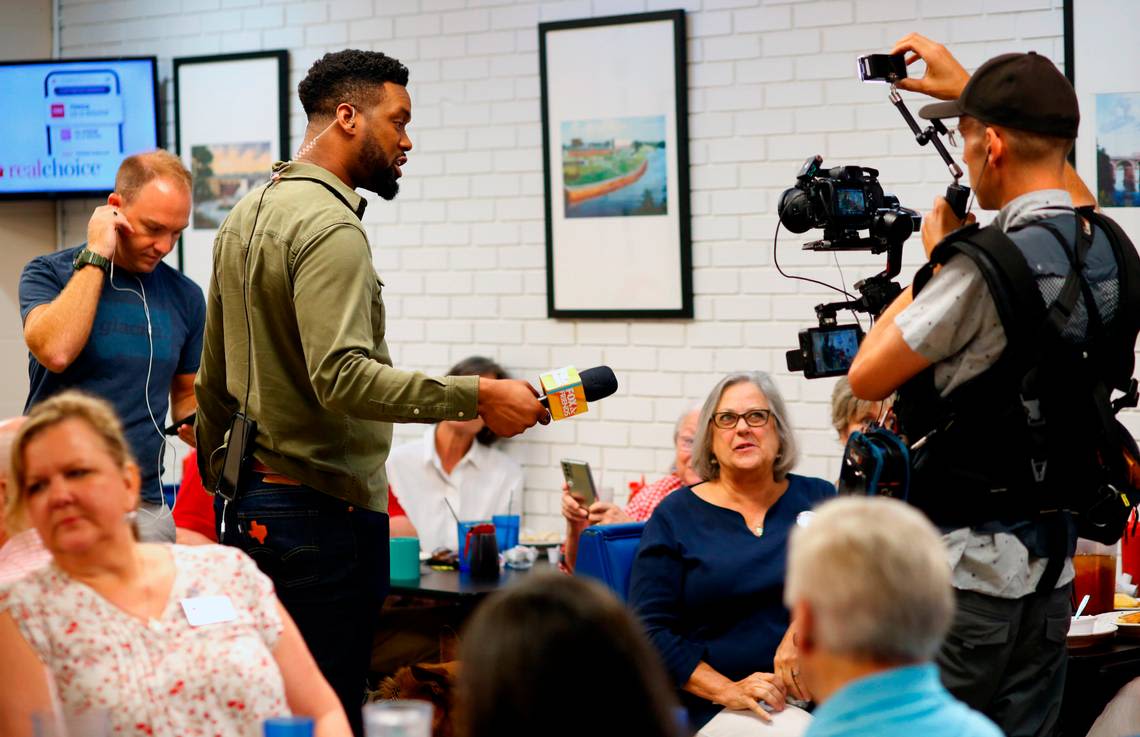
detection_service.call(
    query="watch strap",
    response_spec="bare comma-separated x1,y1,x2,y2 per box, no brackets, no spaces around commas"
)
73,248,111,272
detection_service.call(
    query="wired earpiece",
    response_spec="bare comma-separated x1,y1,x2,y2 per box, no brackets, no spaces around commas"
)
106,255,179,529
963,148,991,218
293,106,356,161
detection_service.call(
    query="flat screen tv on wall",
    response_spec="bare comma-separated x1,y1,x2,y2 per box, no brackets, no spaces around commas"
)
0,56,160,200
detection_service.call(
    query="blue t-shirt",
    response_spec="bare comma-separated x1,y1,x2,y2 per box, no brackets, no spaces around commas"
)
629,473,836,729
20,246,205,503
806,664,1003,737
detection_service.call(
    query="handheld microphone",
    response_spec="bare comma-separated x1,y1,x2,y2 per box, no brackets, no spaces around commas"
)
538,365,618,420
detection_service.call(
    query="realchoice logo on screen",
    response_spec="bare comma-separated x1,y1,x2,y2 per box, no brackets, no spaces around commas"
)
1,159,103,178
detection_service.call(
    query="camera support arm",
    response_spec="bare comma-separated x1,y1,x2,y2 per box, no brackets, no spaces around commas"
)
814,274,903,324
888,86,971,219
812,230,906,323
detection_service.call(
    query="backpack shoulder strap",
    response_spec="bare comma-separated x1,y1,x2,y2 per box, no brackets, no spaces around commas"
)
1031,215,1099,337
926,223,1045,369
1083,207,1140,330
1080,207,1140,391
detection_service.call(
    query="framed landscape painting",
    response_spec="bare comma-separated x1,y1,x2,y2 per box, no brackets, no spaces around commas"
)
173,50,289,291
539,11,692,318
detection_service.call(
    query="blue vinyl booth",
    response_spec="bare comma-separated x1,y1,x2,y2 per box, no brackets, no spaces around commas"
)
574,522,646,601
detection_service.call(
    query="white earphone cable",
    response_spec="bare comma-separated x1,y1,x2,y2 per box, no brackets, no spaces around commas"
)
107,258,179,529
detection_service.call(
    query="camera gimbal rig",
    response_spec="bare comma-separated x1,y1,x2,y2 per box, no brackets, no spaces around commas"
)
886,82,972,219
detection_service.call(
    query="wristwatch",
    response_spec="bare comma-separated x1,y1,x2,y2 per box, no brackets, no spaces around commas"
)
73,248,111,273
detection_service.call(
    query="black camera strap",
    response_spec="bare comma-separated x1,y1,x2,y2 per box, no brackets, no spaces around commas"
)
216,168,366,504
275,174,367,221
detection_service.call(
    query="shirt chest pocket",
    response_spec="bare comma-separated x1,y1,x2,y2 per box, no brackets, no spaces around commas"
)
371,278,386,350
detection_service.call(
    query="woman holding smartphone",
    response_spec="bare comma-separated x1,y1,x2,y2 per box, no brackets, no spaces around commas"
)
559,406,702,571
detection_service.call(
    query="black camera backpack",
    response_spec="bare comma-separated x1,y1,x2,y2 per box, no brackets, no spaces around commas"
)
919,206,1140,544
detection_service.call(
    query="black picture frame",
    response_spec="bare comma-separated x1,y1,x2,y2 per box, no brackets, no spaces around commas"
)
1063,0,1140,231
1062,0,1074,86
172,50,289,281
0,55,160,201
539,10,692,319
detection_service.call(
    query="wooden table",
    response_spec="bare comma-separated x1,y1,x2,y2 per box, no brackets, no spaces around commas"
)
1060,638,1140,735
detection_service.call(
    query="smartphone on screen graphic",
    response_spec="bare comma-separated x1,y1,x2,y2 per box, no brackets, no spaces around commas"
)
44,69,125,156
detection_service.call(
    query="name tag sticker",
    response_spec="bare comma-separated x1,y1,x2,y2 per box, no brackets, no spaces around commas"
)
181,595,238,627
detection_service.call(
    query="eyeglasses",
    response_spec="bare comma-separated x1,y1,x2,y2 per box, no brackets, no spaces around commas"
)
677,435,695,450
711,409,772,430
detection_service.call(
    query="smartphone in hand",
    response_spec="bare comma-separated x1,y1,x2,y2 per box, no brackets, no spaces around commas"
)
561,459,597,507
163,412,196,436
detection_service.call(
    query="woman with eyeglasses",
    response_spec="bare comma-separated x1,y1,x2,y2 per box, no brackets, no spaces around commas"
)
629,372,835,735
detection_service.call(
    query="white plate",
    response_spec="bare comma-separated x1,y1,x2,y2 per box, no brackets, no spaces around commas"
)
1068,616,1117,649
1112,611,1140,627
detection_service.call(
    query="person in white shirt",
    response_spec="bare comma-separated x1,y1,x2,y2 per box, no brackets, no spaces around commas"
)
386,356,524,553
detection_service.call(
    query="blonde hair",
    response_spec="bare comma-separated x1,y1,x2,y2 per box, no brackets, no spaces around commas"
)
785,497,954,663
114,149,191,202
7,391,135,531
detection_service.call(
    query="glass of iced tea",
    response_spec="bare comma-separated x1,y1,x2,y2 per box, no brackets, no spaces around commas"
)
1073,538,1117,616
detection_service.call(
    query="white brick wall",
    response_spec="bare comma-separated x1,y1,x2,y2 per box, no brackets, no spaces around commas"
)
56,0,1075,533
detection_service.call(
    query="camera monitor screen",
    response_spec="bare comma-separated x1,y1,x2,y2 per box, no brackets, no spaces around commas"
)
0,57,159,200
810,325,862,377
835,186,866,216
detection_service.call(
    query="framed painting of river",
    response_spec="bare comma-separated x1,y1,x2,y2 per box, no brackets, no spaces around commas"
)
539,10,692,318
1065,0,1140,240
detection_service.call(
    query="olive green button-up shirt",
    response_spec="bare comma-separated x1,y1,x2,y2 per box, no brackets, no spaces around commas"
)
195,161,478,512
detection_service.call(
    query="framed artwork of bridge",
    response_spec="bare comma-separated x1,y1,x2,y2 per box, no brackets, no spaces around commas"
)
173,50,289,291
539,10,692,318
1065,0,1140,237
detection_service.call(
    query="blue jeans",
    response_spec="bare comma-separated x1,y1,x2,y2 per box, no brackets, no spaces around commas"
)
216,475,388,737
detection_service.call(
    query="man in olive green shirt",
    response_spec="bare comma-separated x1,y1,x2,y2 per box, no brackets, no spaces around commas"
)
195,50,547,735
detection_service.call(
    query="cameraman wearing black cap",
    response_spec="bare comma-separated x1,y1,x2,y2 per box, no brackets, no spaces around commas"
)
849,36,1140,737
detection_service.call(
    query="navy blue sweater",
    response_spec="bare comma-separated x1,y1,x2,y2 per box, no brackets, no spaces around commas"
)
629,474,836,729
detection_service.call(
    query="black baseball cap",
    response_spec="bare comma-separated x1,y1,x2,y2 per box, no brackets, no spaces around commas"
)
919,51,1079,138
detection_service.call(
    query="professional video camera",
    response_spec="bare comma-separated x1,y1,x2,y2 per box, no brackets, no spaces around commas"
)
781,52,974,380
780,155,920,379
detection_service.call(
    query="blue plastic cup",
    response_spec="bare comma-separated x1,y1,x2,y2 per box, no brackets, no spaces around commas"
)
492,514,520,551
264,716,314,737
457,520,491,571
390,537,421,582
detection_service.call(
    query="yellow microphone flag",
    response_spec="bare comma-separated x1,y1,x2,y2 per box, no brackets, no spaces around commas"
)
540,366,588,421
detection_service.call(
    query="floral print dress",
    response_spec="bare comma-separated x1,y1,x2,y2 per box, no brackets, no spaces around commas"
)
0,544,289,737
